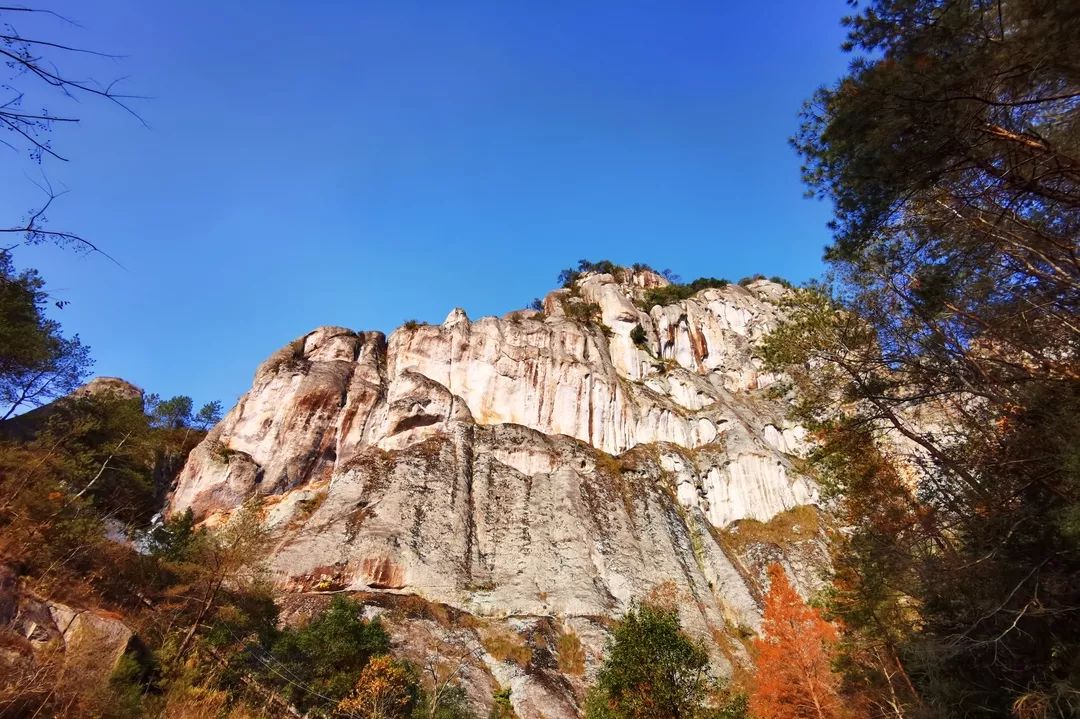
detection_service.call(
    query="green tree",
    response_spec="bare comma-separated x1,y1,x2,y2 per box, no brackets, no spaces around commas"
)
0,251,91,420
773,0,1080,714
267,595,391,717
145,394,194,429
584,603,713,719
193,400,223,430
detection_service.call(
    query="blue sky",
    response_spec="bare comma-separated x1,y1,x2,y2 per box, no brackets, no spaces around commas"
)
2,1,850,407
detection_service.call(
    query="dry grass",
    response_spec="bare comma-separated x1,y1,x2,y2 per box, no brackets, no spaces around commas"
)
644,580,685,611
291,489,328,526
387,593,479,630
480,625,532,667
394,594,452,626
556,627,585,676
596,452,632,480
717,505,821,553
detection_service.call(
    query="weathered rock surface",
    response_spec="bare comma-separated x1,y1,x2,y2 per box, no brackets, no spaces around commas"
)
0,568,135,695
170,269,824,718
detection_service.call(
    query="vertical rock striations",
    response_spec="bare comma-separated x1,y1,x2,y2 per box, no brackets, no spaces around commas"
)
170,269,824,718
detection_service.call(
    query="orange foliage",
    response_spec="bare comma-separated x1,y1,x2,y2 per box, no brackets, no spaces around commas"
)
750,564,846,719
337,655,415,719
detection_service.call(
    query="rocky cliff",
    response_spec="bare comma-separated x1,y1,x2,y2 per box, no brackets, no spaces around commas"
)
169,268,825,717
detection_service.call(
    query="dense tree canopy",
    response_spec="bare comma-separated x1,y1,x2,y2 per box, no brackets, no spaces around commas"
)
584,602,744,719
767,0,1080,716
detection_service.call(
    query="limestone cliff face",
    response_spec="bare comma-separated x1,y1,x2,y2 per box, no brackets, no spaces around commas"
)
170,269,824,718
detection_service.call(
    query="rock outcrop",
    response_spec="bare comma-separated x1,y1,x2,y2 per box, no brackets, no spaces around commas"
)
170,269,823,718
0,564,136,697
0,376,144,442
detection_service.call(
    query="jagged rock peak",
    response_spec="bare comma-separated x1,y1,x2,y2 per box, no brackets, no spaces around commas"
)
172,266,812,524
442,307,470,328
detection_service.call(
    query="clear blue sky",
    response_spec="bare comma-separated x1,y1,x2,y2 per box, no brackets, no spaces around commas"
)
2,1,850,407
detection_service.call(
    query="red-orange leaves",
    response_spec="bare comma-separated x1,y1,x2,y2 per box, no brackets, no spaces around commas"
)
750,564,847,719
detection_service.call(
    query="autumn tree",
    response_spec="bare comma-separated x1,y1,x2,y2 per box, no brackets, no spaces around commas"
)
337,655,418,719
751,564,846,719
769,0,1080,713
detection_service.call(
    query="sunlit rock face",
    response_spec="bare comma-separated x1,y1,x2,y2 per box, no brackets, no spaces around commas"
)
170,269,822,719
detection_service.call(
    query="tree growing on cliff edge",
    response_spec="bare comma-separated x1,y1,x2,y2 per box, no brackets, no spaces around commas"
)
750,564,846,719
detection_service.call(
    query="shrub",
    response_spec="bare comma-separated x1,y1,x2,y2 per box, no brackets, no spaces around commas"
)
292,489,328,524
528,297,544,311
638,277,730,309
737,274,766,287
488,687,516,719
768,275,794,289
630,324,647,347
403,319,427,330
561,299,601,324
557,259,621,288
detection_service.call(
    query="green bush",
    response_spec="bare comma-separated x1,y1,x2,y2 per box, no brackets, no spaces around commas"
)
584,603,713,719
638,277,730,309
630,324,647,347
265,596,390,716
488,687,516,719
557,259,621,288
561,299,601,324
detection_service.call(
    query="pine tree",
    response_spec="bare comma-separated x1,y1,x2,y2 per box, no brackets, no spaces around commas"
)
751,564,846,719
584,602,713,719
